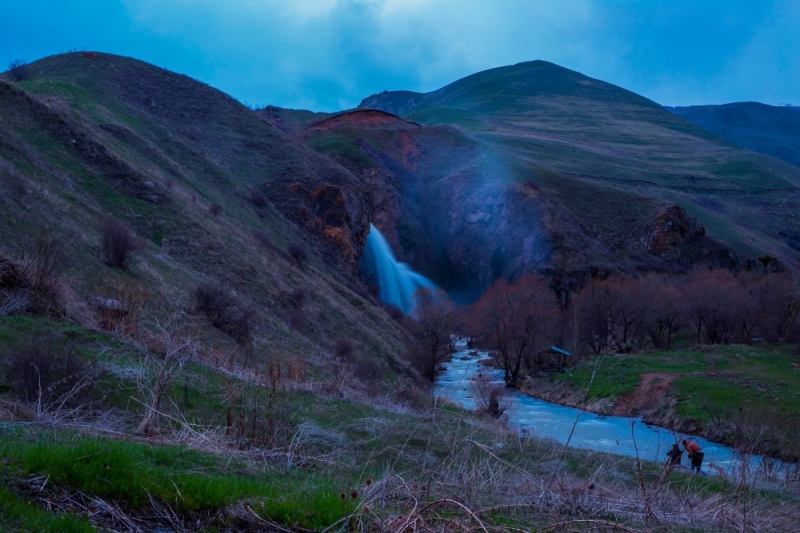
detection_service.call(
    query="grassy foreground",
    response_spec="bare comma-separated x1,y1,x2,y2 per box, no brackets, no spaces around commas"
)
1,314,800,531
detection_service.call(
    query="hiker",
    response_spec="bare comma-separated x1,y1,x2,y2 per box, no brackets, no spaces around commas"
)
666,443,683,466
682,439,704,473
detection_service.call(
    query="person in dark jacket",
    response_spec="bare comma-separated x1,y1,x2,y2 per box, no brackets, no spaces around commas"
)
682,439,704,473
666,443,683,466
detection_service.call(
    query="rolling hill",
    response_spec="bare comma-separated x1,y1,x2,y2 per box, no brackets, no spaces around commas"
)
0,52,411,371
668,102,800,169
355,61,800,298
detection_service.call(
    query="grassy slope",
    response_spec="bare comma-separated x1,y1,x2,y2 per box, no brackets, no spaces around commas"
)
371,61,800,262
2,316,799,531
0,53,410,371
669,103,800,169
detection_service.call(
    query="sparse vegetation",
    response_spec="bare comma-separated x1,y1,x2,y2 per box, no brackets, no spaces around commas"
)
288,242,308,269
247,186,268,209
99,217,136,269
2,332,97,413
0,238,66,318
192,284,256,345
5,58,30,82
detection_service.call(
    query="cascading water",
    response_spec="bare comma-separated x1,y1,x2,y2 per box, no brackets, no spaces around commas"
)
361,224,436,314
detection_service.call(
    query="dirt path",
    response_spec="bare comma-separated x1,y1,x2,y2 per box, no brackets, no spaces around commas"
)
612,372,679,417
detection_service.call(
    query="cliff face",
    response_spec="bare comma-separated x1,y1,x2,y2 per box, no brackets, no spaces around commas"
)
640,205,706,258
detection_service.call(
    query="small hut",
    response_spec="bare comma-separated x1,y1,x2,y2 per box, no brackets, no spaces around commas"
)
530,346,571,375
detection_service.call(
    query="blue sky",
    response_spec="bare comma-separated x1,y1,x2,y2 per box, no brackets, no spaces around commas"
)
2,1,798,112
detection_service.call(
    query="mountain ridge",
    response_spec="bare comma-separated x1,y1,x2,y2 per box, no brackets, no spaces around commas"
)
667,102,800,169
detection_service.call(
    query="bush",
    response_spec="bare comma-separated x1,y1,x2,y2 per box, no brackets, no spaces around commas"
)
6,59,30,82
2,334,96,411
288,309,305,332
193,284,256,344
100,217,136,269
384,304,405,321
334,338,354,361
288,288,305,309
288,243,308,269
248,187,268,209
0,238,66,317
354,357,382,383
253,230,276,251
469,374,509,418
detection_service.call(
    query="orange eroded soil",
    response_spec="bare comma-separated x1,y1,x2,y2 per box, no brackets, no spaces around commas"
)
613,372,679,417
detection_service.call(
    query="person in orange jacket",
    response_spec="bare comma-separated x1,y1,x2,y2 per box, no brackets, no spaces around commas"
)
682,439,704,473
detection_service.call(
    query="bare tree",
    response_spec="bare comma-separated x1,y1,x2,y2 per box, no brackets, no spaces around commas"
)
684,269,742,344
469,275,557,387
640,276,682,349
134,314,196,436
6,59,30,82
406,288,456,381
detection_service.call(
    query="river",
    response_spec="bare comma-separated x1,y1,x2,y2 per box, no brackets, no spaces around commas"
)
434,338,787,479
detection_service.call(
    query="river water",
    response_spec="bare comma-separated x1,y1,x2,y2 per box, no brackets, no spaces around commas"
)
434,339,785,478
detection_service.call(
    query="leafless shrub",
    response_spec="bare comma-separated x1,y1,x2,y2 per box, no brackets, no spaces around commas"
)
2,334,98,413
469,373,509,418
94,281,150,338
288,288,305,308
6,59,30,82
247,187,267,209
288,309,305,332
252,230,276,252
288,243,308,269
193,284,256,345
100,216,137,269
0,239,66,317
354,357,382,383
132,314,197,436
209,202,222,217
384,304,405,321
223,362,295,448
334,338,354,361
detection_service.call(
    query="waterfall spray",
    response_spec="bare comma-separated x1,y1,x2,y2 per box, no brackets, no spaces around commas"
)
361,224,436,314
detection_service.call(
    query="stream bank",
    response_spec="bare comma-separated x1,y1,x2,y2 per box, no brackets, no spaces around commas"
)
435,339,790,476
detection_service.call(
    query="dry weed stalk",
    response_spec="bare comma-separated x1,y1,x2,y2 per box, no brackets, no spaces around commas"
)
132,313,196,436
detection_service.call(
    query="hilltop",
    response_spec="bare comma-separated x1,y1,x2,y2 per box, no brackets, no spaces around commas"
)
356,60,800,296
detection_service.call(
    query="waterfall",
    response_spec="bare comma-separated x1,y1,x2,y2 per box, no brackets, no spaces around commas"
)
361,224,436,314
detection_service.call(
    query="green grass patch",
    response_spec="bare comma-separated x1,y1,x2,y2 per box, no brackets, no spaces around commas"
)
552,343,800,429
0,432,354,529
0,485,94,533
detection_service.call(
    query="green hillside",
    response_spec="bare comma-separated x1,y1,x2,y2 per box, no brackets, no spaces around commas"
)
0,53,410,368
359,60,800,268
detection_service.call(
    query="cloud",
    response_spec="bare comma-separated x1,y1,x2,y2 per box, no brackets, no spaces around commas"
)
119,0,607,110
2,1,796,110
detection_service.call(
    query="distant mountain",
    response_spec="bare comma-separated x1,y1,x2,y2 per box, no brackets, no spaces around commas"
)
667,102,800,169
